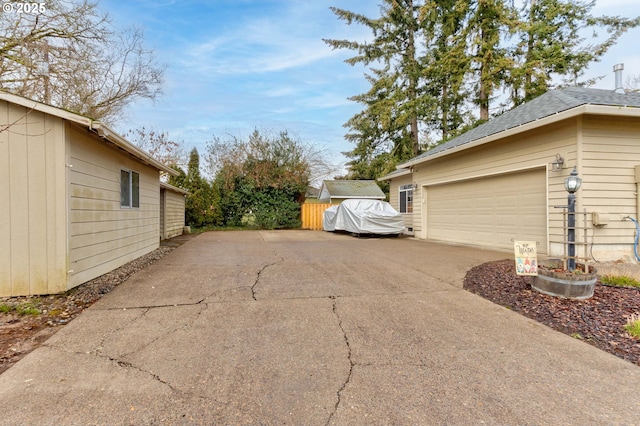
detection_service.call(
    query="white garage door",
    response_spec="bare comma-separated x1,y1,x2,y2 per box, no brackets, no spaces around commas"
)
426,168,547,252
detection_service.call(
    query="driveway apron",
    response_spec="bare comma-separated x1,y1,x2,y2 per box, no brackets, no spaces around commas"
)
0,230,639,425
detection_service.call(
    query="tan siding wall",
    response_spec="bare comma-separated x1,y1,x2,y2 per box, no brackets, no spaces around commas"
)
163,189,185,239
0,101,68,297
579,114,640,259
388,175,414,231
412,119,579,254
67,124,160,288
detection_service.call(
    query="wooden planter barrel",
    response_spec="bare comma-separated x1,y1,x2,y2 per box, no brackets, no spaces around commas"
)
532,266,597,300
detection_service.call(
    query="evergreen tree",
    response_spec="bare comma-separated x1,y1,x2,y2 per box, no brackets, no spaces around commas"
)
508,0,640,106
327,0,638,177
324,1,426,183
179,148,222,228
465,0,516,121
420,0,471,140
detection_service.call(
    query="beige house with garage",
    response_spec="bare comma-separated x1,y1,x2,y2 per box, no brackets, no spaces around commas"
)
0,92,179,297
380,87,640,261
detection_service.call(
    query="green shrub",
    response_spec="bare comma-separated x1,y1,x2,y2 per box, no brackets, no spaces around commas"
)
600,275,640,288
0,300,41,316
624,314,640,338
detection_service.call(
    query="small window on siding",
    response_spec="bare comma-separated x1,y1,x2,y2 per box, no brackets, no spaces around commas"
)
399,184,413,214
121,169,140,208
132,171,140,208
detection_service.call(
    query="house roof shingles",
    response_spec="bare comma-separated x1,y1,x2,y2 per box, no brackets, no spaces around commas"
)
321,180,385,199
403,87,640,166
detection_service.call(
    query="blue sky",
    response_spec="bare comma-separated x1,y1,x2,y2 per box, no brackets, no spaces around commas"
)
102,0,640,172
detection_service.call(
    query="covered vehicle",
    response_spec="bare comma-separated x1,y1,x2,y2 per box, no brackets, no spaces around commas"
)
322,199,405,235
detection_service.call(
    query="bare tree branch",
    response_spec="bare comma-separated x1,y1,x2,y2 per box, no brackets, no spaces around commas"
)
0,0,164,122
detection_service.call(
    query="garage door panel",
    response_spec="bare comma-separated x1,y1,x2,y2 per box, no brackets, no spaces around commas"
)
426,169,546,252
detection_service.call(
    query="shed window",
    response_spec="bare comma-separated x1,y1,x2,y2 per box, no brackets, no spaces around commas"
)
399,184,413,214
121,169,140,208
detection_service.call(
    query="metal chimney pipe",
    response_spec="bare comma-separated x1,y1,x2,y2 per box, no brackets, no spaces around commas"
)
614,63,625,94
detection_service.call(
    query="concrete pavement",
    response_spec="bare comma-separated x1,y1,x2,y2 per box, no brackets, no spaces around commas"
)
0,230,639,425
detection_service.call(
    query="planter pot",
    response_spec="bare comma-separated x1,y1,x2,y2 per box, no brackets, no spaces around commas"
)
532,265,597,300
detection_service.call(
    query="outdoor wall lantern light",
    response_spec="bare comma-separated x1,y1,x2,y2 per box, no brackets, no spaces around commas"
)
564,166,582,193
551,153,565,172
564,167,582,270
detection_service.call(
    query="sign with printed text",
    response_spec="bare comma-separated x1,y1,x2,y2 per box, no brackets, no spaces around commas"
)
514,241,538,276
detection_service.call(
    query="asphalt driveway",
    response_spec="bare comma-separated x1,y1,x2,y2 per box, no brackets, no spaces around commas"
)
1,230,639,425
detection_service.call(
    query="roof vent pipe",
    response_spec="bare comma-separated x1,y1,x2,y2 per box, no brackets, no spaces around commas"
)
614,63,625,94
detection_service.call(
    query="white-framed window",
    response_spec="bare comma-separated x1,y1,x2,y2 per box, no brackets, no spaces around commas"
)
120,169,140,208
399,184,413,214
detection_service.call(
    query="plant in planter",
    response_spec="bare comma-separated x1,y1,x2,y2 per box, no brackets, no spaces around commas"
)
531,167,598,299
531,260,598,300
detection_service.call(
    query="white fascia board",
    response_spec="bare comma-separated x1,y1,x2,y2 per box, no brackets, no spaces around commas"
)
91,122,178,176
0,91,178,176
378,169,412,181
336,196,386,200
161,181,189,195
400,104,640,169
0,91,92,127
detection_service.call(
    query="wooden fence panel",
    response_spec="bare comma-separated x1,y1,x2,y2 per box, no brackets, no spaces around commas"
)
301,203,333,230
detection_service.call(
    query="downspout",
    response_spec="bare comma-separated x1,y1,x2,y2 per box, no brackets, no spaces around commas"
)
635,166,640,228
628,166,640,261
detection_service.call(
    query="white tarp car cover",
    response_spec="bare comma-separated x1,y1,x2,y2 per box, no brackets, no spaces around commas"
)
322,205,339,232
322,199,405,235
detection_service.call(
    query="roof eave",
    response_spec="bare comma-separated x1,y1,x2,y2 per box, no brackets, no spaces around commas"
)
333,196,385,200
90,122,178,176
160,181,189,195
0,91,92,127
400,104,640,169
0,91,177,176
378,168,412,181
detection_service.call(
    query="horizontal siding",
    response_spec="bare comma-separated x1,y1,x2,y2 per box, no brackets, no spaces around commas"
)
0,101,67,297
579,114,640,255
388,175,413,231
67,123,160,289
163,189,185,239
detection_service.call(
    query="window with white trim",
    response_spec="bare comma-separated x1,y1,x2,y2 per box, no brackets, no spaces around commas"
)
399,184,413,213
120,169,140,208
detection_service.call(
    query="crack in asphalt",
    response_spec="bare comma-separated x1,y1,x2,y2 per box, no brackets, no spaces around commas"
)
43,303,210,397
111,358,180,393
251,258,284,301
90,308,151,355
326,296,353,426
41,345,180,393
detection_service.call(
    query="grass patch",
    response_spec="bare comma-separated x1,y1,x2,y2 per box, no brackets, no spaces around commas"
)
600,274,640,288
192,225,261,233
0,300,41,316
624,314,640,339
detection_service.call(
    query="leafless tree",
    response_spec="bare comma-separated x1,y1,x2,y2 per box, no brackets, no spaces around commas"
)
625,74,640,93
0,0,164,122
125,126,186,168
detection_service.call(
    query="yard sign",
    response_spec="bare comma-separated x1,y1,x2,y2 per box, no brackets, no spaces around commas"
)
514,241,538,276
